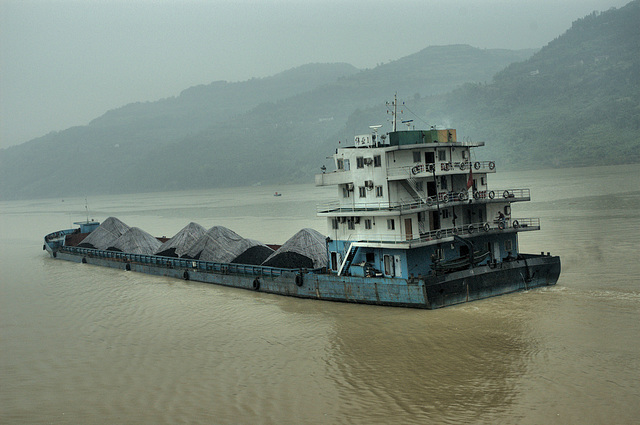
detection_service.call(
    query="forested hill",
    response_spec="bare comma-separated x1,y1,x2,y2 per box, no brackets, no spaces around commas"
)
418,0,640,168
0,45,531,199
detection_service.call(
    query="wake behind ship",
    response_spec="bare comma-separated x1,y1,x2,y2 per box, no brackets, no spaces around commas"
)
44,96,560,308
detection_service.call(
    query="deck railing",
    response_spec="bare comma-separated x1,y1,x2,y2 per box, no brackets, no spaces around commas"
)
59,245,320,277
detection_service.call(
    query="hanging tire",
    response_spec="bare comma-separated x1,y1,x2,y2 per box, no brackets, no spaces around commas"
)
411,166,420,175
459,191,468,201
295,274,303,287
53,251,57,258
183,271,190,280
474,162,481,170
252,278,260,290
442,194,449,203
488,191,495,199
498,222,505,230
513,220,520,229
435,230,443,239
82,257,87,264
125,263,131,271
489,162,495,170
473,191,480,200
427,163,435,173
468,225,475,234
483,222,490,232
503,190,510,198
427,197,434,206
459,162,466,170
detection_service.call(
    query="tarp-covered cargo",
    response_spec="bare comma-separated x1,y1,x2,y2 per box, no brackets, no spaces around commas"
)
262,228,327,269
155,222,206,257
107,227,162,255
78,216,130,250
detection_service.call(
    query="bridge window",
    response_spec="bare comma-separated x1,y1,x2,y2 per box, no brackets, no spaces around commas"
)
356,157,364,168
359,187,366,197
413,151,421,162
387,219,395,230
365,219,372,229
375,186,383,197
374,155,382,167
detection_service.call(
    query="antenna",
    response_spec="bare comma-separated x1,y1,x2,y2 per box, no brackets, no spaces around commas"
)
386,92,402,132
84,197,89,223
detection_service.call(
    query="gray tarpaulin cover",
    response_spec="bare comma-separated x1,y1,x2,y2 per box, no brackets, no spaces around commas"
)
155,222,206,257
184,226,272,263
78,216,130,250
262,228,327,269
107,227,162,255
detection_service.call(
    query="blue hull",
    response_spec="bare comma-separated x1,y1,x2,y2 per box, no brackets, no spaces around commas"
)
45,231,560,309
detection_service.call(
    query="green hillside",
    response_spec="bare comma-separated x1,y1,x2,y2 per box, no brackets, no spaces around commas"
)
0,45,531,199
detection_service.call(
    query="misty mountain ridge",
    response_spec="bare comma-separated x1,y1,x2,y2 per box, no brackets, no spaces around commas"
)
1,1,638,200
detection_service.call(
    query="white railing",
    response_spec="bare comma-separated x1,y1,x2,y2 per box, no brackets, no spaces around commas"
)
333,218,540,246
316,188,530,214
388,160,496,179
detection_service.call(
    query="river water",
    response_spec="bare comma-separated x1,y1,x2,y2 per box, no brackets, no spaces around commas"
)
1,164,639,424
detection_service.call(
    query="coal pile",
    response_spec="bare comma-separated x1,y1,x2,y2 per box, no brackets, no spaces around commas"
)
262,228,327,269
231,244,274,265
78,217,130,249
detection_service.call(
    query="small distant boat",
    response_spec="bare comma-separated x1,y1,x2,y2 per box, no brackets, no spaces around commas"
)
274,192,282,197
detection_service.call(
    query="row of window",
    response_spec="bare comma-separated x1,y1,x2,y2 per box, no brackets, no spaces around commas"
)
332,218,395,230
337,155,382,170
412,149,468,163
344,185,384,198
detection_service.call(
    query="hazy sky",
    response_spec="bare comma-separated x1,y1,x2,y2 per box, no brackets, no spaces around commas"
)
0,0,630,149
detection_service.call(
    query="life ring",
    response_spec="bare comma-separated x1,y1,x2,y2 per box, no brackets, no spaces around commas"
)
183,271,190,280
489,161,495,170
252,278,260,290
503,190,510,198
474,162,481,170
442,194,449,203
468,225,475,234
488,191,495,199
513,220,520,228
82,257,87,264
483,222,490,232
295,274,303,287
125,263,131,271
411,166,420,175
435,230,443,239
427,163,435,173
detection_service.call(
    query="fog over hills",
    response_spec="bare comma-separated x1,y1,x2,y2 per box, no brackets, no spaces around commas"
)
1,1,638,200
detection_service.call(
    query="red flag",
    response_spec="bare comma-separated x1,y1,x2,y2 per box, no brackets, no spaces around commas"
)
466,167,473,190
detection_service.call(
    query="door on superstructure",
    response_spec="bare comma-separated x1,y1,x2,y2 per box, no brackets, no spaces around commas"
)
383,254,395,277
330,252,338,271
404,218,413,240
429,210,441,230
427,181,437,198
425,151,435,164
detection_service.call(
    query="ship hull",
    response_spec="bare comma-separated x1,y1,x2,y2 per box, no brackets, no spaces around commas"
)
46,234,560,309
